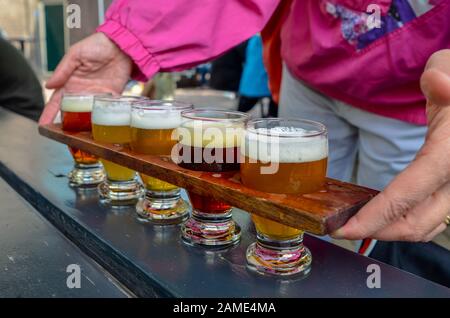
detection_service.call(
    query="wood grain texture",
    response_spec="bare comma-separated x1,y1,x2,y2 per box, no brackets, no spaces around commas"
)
39,124,379,235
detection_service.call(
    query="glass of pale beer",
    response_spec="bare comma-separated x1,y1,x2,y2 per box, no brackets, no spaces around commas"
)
61,93,105,187
240,118,328,276
130,100,193,224
177,109,249,247
92,96,144,205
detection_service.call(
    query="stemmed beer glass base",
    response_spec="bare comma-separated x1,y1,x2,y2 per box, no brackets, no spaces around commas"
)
98,178,144,206
181,210,241,247
136,189,190,225
246,234,312,277
68,163,105,188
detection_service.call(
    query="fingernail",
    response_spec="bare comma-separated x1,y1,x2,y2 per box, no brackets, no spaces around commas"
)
330,228,345,239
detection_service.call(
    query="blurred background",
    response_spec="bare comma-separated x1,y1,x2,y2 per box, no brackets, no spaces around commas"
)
0,0,275,119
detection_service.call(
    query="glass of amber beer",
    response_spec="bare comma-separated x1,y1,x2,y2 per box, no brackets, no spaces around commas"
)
241,118,328,276
92,96,144,205
177,109,249,247
130,100,193,224
61,93,105,187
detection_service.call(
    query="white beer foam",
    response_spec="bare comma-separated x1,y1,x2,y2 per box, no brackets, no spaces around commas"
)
92,106,130,126
242,127,328,163
61,96,94,112
178,120,244,148
131,110,182,129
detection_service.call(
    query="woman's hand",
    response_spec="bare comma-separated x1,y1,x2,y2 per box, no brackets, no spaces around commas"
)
38,32,132,125
333,49,450,242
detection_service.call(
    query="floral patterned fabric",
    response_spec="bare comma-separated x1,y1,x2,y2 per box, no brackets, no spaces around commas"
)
326,0,437,49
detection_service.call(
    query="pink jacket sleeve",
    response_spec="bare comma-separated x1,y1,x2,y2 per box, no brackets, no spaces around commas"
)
96,0,280,81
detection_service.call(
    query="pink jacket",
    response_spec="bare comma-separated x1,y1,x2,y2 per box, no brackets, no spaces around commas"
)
97,0,450,125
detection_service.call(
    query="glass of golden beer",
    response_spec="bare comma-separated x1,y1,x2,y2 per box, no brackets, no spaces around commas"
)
92,96,144,205
241,118,328,276
130,100,193,224
177,109,249,247
61,93,105,187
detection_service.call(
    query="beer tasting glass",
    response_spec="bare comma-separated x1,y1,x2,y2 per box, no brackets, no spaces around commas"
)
240,118,328,276
177,109,249,247
61,93,105,187
130,100,193,224
92,96,144,205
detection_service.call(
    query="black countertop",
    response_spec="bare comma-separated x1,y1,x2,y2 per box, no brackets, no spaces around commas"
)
0,177,130,297
0,109,449,297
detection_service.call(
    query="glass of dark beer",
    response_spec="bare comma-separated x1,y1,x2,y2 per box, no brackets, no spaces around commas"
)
240,118,328,276
177,109,249,247
61,93,105,187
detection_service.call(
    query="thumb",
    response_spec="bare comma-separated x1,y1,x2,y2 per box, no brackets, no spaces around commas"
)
39,90,62,125
46,48,80,89
421,50,450,107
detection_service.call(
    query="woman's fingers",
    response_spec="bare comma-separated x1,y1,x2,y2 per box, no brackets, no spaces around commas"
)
369,181,450,241
45,47,80,89
421,49,450,107
332,149,450,240
421,68,450,107
424,49,450,74
423,223,448,242
372,219,447,242
331,49,450,242
38,89,62,125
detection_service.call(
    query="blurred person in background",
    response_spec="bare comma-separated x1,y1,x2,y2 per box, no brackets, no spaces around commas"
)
238,34,277,117
0,27,7,38
0,36,44,121
209,41,247,92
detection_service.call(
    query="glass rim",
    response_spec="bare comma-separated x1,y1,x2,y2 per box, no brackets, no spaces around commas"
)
181,109,249,123
246,118,327,138
93,95,147,103
131,99,193,111
62,92,112,99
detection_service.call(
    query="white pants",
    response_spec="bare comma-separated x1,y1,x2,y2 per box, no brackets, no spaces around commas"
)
279,66,427,190
279,66,427,254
